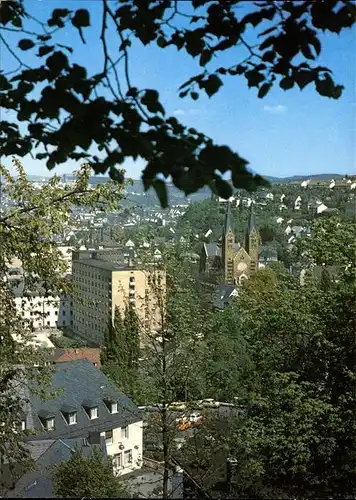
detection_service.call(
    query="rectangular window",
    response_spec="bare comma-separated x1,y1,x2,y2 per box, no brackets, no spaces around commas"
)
46,418,55,430
21,420,26,431
121,426,129,439
113,453,122,469
124,449,132,465
67,412,77,425
105,430,113,444
111,403,118,414
89,407,98,419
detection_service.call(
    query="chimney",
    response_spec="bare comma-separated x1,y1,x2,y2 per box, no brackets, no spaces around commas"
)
226,457,238,494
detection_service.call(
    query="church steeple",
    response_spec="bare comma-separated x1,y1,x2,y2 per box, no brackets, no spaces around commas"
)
223,200,233,236
245,202,259,274
222,201,235,285
247,202,256,234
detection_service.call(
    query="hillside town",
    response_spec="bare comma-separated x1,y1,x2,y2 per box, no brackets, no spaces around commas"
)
1,0,355,498
1,167,355,498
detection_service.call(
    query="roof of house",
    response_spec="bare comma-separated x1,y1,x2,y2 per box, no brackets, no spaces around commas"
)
259,246,278,260
53,347,101,367
212,284,237,309
6,437,107,498
26,359,142,441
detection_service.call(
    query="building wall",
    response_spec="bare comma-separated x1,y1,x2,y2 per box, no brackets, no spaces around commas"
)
101,420,143,476
72,260,166,345
14,295,72,329
72,261,112,344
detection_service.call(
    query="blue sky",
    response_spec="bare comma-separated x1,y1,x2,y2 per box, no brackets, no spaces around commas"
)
2,0,355,179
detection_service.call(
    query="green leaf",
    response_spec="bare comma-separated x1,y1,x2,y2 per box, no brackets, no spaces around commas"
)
258,82,272,98
153,179,168,208
71,9,90,28
203,74,223,97
18,39,35,51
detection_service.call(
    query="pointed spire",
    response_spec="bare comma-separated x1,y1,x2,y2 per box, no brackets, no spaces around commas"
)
223,201,233,236
248,201,256,234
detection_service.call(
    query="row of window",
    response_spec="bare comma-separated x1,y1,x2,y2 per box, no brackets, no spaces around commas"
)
39,401,119,431
105,425,129,444
112,449,133,468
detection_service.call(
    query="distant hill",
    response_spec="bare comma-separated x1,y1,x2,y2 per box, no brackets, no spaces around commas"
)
267,173,345,184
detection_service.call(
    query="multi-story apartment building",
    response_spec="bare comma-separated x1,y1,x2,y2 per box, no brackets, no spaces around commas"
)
71,249,165,345
6,267,72,329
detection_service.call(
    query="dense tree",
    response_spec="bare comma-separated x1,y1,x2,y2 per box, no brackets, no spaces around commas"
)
52,447,129,498
0,159,123,489
1,1,354,205
102,305,140,396
182,220,356,499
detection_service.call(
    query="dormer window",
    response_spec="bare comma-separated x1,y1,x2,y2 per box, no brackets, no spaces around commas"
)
66,412,77,425
45,418,55,431
38,410,55,431
110,403,118,414
82,400,99,420
89,407,98,420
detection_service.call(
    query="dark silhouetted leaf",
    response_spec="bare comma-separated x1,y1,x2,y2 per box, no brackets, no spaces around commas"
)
203,74,223,97
153,179,168,208
38,45,54,57
199,50,212,66
279,76,294,90
18,39,35,51
258,82,272,98
215,177,233,199
72,9,90,28
191,91,199,100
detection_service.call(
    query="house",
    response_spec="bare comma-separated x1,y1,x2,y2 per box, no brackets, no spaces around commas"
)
259,247,278,268
5,435,107,498
212,284,238,310
52,347,101,369
22,359,143,477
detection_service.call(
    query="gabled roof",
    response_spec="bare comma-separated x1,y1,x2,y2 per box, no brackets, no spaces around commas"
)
7,437,107,498
26,359,141,441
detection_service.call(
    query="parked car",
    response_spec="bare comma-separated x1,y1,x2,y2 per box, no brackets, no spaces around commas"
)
168,401,187,411
189,412,203,424
177,419,191,432
200,398,220,408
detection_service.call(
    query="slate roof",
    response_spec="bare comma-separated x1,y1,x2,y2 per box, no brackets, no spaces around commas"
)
259,246,278,260
212,284,237,310
204,242,240,258
26,359,142,441
7,437,107,498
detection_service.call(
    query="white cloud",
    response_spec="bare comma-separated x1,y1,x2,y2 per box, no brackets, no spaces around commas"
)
173,109,185,116
173,108,200,116
263,104,287,114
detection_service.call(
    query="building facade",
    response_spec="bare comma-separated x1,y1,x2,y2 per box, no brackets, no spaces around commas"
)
200,202,260,285
72,249,165,345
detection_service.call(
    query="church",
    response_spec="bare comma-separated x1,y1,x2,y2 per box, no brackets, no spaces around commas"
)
199,202,260,285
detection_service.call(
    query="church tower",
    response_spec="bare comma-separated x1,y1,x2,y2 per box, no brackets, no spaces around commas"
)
222,201,235,285
245,202,260,274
